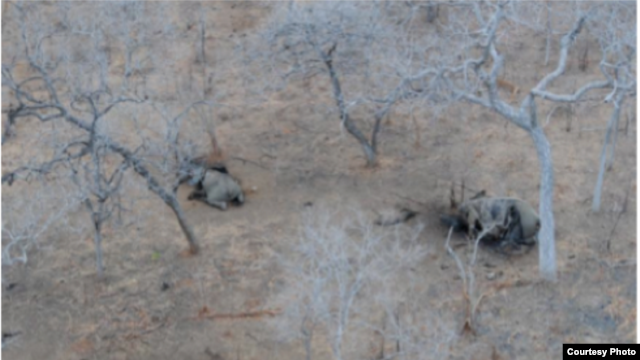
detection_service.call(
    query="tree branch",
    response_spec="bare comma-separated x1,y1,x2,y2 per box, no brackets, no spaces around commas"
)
533,14,588,94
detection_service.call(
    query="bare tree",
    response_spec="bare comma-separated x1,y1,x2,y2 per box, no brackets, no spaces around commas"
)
404,1,634,281
1,68,205,257
253,1,432,167
2,181,79,266
586,2,636,212
249,1,636,280
270,204,446,360
443,225,496,336
592,91,633,213
1,2,229,273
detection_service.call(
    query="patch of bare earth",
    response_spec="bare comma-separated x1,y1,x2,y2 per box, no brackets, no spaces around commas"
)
2,2,635,360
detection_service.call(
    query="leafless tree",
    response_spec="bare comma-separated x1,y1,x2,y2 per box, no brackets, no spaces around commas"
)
402,1,634,281
269,204,452,360
247,1,637,281
69,139,129,275
1,2,229,273
592,91,633,213
2,181,79,266
443,225,496,336
252,1,437,167
585,2,636,212
1,78,205,256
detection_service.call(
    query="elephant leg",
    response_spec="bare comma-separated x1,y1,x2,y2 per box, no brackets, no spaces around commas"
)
188,189,207,201
205,199,228,211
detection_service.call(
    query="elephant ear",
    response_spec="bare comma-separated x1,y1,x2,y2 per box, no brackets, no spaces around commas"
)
188,167,206,186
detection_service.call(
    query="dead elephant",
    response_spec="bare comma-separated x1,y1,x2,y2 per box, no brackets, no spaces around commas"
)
187,164,245,211
441,194,541,251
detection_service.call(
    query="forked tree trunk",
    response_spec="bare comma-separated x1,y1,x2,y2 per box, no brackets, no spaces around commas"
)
530,125,556,281
328,71,376,167
359,140,376,167
322,46,377,167
107,142,201,254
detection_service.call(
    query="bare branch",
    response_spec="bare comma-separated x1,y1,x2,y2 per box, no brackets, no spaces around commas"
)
532,80,611,103
533,14,588,93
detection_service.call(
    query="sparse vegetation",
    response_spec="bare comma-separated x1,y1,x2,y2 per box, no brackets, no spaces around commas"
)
1,1,635,359
1,2,233,265
253,2,415,167
271,205,454,360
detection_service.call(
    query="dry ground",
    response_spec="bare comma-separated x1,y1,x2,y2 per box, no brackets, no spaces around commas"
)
2,2,636,360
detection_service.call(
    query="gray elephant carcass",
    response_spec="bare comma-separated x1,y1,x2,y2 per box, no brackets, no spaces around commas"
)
441,196,541,249
187,166,244,211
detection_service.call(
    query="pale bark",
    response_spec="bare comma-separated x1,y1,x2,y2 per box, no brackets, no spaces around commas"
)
530,126,556,281
593,93,624,212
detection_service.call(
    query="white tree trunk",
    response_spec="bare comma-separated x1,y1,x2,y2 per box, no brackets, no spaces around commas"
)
530,126,557,281
544,1,552,67
592,95,623,212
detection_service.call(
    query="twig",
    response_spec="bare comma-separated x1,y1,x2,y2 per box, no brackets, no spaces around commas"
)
391,190,428,208
121,319,167,341
579,126,608,132
606,182,630,252
544,105,561,127
192,308,282,321
445,226,489,336
228,156,271,170
445,227,466,290
471,224,497,266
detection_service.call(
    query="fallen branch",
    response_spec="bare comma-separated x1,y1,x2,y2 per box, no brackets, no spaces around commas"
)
192,307,282,321
374,207,418,226
490,279,535,292
120,319,168,342
391,191,429,208
228,156,271,170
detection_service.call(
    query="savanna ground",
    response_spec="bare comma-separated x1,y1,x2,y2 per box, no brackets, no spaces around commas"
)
1,2,636,360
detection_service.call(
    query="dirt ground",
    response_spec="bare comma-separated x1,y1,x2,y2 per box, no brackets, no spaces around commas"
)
2,2,636,360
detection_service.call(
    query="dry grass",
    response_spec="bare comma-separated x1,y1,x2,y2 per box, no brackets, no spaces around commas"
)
2,2,636,360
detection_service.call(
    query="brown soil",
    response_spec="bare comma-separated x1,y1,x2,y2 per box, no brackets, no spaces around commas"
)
2,2,636,360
